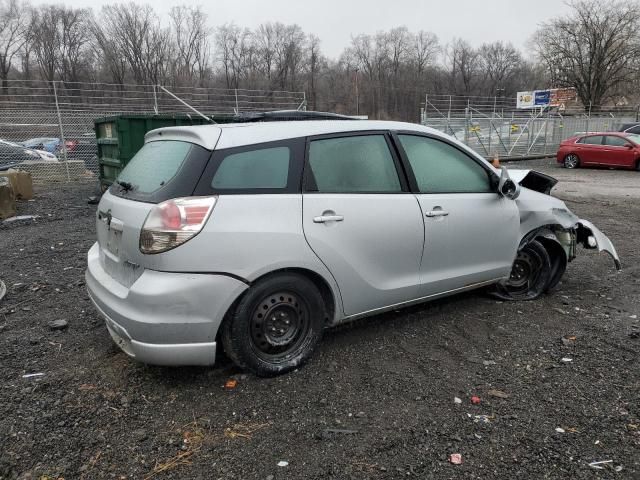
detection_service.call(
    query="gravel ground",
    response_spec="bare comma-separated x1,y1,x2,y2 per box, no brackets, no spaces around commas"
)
1,160,639,480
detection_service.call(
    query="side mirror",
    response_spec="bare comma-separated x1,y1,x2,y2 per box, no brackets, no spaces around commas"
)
498,166,520,200
625,143,633,149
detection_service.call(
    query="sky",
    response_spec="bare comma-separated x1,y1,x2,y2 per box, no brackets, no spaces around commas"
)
30,0,573,60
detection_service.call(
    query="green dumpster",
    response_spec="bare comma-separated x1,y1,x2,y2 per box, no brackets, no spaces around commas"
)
94,114,232,190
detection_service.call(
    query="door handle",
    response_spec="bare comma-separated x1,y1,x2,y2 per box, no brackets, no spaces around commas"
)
313,214,344,223
425,210,449,218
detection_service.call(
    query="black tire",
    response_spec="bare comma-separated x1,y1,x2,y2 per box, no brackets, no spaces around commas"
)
489,240,552,301
563,154,580,169
221,273,325,376
636,159,640,171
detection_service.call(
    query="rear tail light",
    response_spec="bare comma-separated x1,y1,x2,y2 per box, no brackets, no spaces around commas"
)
139,196,217,254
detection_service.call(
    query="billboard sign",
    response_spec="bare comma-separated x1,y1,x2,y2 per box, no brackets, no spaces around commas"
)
517,91,534,109
517,87,577,109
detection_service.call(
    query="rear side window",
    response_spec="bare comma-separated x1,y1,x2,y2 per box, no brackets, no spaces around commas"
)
306,135,401,193
627,125,640,134
579,136,603,145
212,146,289,189
604,136,629,147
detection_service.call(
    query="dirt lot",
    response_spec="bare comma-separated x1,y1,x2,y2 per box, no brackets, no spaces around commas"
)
1,159,639,480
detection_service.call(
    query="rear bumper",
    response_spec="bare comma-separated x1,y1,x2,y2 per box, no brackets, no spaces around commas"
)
85,242,248,366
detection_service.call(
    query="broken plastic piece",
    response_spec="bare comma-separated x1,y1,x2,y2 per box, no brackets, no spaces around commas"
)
449,453,463,465
277,461,289,467
224,379,238,390
471,396,481,404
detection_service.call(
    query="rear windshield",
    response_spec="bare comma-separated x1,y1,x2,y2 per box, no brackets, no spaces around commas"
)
110,140,211,203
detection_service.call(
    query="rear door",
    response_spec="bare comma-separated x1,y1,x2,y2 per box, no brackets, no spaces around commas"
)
602,135,636,167
394,133,519,297
302,132,424,316
577,135,604,165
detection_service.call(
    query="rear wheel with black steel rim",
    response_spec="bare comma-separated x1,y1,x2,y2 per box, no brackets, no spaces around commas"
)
489,240,552,301
564,154,580,169
221,273,325,376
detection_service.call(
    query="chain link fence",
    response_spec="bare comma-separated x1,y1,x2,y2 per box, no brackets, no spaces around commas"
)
0,80,307,184
420,94,640,160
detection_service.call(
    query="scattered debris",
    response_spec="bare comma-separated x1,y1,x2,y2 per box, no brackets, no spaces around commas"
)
487,389,510,399
449,453,463,465
277,461,289,467
588,459,613,470
469,414,493,424
0,279,5,303
615,466,624,472
482,360,496,366
555,427,565,433
454,397,462,404
560,357,573,363
145,421,204,479
224,422,269,439
224,379,238,390
48,319,68,331
22,372,45,379
3,215,39,223
561,335,577,346
471,396,481,404
87,196,100,205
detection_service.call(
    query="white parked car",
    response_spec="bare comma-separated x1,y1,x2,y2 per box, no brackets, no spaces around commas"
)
86,119,619,376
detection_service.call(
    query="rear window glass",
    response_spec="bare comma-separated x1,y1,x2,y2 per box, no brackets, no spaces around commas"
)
116,141,192,193
579,136,603,145
212,146,290,189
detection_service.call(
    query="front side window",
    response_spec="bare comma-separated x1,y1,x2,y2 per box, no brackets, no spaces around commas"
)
604,136,629,147
580,135,604,145
306,135,401,193
398,135,492,194
212,146,290,189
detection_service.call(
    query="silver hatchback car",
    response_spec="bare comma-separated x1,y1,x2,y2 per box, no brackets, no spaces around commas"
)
86,120,620,376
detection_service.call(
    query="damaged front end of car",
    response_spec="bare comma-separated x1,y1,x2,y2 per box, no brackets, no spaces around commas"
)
490,169,620,301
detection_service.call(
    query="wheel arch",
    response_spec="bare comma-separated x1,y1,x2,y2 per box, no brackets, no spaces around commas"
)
218,267,341,343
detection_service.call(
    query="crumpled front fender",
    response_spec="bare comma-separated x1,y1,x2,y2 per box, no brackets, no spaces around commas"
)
577,219,621,270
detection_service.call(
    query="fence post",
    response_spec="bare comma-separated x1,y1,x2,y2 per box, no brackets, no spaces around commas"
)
585,101,591,134
234,89,239,113
488,96,496,156
543,108,550,155
464,99,470,145
52,80,71,182
152,84,159,114
424,94,428,124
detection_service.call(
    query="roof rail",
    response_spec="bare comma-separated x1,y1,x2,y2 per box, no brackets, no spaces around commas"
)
233,110,361,122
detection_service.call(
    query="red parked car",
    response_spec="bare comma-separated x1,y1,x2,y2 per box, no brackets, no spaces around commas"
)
556,132,640,170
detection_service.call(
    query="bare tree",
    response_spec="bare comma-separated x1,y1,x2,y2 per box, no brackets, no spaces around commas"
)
534,0,640,107
411,30,440,78
0,0,29,90
170,5,211,86
215,23,252,89
478,41,522,96
446,38,480,95
99,3,171,84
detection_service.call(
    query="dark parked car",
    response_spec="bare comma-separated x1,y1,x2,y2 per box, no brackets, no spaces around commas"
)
0,142,36,171
557,132,640,170
617,123,640,134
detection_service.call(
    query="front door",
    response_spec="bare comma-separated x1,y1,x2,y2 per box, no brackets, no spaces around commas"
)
602,135,636,167
577,135,605,165
302,133,424,317
394,134,520,297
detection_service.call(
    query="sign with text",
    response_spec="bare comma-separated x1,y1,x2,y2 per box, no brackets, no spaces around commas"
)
517,88,577,109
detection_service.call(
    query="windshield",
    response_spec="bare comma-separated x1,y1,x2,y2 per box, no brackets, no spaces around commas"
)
116,141,193,194
627,134,640,145
109,139,211,203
